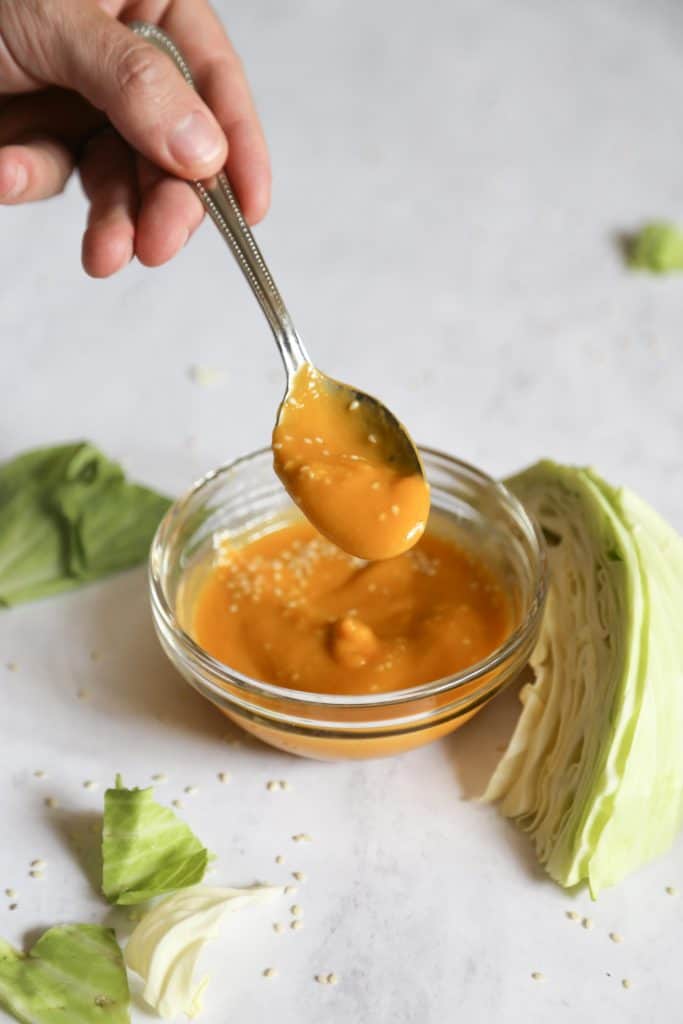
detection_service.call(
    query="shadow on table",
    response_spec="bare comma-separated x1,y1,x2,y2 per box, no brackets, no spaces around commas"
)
73,566,246,746
443,667,550,884
54,808,103,891
19,808,104,949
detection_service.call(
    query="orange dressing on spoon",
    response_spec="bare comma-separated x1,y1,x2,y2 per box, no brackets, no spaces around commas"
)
192,520,511,696
272,365,430,560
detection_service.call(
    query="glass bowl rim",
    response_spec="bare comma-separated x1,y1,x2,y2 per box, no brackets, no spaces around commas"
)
149,445,548,710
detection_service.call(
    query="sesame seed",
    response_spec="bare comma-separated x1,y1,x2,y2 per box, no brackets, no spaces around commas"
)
273,922,284,934
565,911,580,921
44,797,58,809
284,886,297,896
368,434,377,444
83,780,97,790
8,903,17,911
291,920,303,931
582,917,593,930
370,481,381,490
280,780,291,791
314,974,327,985
188,364,225,388
622,979,632,990
390,505,400,516
263,967,277,979
290,904,303,918
172,799,183,809
327,973,339,986
292,871,306,882
29,870,43,880
292,833,312,843
531,972,544,982
378,512,388,522
30,860,46,870
610,932,623,944
5,889,16,899
217,772,230,784
275,855,285,865
266,780,279,792
184,785,198,795
348,400,359,411
152,773,168,783
33,770,46,780
666,886,678,896
77,688,89,700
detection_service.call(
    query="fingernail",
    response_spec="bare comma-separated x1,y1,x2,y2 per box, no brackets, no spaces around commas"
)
0,163,28,201
169,111,223,170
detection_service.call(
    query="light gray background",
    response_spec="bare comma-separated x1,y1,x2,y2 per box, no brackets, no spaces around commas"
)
1,0,681,1021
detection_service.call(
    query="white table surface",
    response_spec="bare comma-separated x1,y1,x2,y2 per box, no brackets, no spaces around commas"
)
1,1,682,1021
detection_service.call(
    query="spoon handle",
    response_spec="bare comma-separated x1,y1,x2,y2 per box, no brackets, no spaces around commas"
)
131,21,309,379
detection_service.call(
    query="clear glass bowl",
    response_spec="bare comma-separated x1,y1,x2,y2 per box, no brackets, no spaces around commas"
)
149,447,547,760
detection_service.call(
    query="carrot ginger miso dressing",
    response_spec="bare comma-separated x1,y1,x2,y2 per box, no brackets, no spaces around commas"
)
192,521,511,696
272,365,430,560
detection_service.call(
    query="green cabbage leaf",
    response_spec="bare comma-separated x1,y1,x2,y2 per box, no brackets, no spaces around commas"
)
485,460,683,896
102,776,210,905
0,925,130,1024
0,442,170,606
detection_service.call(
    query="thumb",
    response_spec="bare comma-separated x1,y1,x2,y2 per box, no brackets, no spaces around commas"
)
50,4,227,180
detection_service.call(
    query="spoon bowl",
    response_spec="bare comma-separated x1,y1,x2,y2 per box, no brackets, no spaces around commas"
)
294,373,424,478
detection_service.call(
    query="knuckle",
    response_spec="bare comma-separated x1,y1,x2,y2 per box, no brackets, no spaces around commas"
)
114,42,166,99
228,50,245,76
205,50,245,84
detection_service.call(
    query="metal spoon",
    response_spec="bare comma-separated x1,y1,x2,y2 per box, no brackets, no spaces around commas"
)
131,21,425,478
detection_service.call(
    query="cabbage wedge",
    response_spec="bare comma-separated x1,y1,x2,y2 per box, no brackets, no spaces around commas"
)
484,460,683,896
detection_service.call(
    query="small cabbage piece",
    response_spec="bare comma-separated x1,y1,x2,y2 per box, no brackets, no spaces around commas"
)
628,221,683,273
125,885,281,1019
0,925,130,1024
485,460,683,896
102,775,210,905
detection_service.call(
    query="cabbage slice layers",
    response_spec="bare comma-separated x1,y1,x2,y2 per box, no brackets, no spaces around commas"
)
485,460,683,896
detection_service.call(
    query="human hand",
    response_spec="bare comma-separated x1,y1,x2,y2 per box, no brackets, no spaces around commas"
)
0,0,270,276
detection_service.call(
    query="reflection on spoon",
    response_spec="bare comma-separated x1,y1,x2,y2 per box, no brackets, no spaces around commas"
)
273,365,430,560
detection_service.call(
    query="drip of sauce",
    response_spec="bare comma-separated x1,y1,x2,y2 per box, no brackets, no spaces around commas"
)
191,520,511,696
272,365,430,560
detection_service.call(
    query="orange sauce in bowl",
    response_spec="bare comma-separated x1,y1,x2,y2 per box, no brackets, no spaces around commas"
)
191,520,511,696
272,365,430,560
